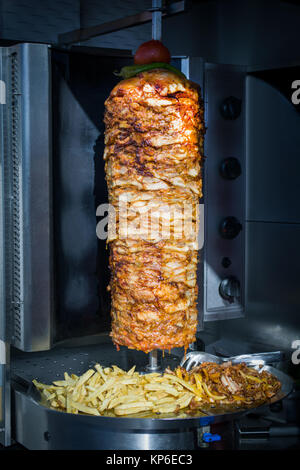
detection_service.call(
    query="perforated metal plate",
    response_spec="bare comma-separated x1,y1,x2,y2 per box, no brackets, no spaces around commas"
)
11,337,181,384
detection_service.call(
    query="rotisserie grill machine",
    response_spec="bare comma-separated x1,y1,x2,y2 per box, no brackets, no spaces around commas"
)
0,2,294,450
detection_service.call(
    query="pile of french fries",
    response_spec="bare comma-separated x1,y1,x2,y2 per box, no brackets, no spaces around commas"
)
33,364,203,417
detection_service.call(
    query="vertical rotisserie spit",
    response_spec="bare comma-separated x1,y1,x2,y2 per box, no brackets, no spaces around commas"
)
104,68,204,353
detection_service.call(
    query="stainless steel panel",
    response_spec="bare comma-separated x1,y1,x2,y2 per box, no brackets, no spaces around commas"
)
81,0,152,51
0,44,6,343
52,55,103,341
181,56,204,85
246,74,300,223
0,342,11,446
59,0,186,45
203,63,246,321
0,46,11,447
2,43,53,352
221,221,300,351
0,0,80,44
13,386,197,450
0,364,4,442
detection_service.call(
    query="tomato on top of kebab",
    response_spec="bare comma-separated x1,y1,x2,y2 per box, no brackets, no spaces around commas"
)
134,39,171,65
115,40,186,80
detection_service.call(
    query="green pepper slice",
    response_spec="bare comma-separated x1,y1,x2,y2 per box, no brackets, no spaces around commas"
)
114,62,186,80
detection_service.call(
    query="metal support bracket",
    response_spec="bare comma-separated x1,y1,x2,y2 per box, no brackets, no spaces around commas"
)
58,1,187,45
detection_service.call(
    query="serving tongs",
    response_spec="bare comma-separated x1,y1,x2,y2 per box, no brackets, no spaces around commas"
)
180,350,285,371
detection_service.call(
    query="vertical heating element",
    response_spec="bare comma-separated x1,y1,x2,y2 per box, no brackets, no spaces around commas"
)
9,52,23,345
1,43,52,352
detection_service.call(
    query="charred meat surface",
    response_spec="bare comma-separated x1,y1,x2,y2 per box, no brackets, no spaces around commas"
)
103,69,204,352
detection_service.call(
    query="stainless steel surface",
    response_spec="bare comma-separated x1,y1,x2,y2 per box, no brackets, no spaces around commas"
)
0,49,5,345
238,424,300,438
0,47,10,447
203,63,246,322
0,42,52,445
180,350,285,371
0,344,11,446
1,43,53,352
11,337,181,383
0,0,80,44
246,74,300,224
79,0,152,52
200,66,300,352
221,221,300,351
59,10,153,45
13,384,198,450
11,342,293,450
58,1,186,45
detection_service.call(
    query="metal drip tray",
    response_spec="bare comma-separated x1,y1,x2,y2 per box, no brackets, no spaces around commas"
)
11,336,182,384
10,338,294,450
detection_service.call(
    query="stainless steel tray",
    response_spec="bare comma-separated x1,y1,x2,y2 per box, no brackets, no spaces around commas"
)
25,364,293,428
11,342,294,449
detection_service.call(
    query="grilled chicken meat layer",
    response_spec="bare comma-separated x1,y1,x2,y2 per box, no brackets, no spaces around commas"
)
104,69,204,352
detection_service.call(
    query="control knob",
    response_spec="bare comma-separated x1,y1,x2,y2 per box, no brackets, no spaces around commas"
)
220,96,242,120
219,157,241,180
219,216,242,239
219,276,241,303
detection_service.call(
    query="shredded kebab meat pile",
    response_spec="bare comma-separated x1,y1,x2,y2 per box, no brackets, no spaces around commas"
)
104,69,205,352
172,362,281,409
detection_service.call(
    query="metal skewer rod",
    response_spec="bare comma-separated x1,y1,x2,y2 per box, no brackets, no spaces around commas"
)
145,1,162,375
152,0,162,41
146,349,162,372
